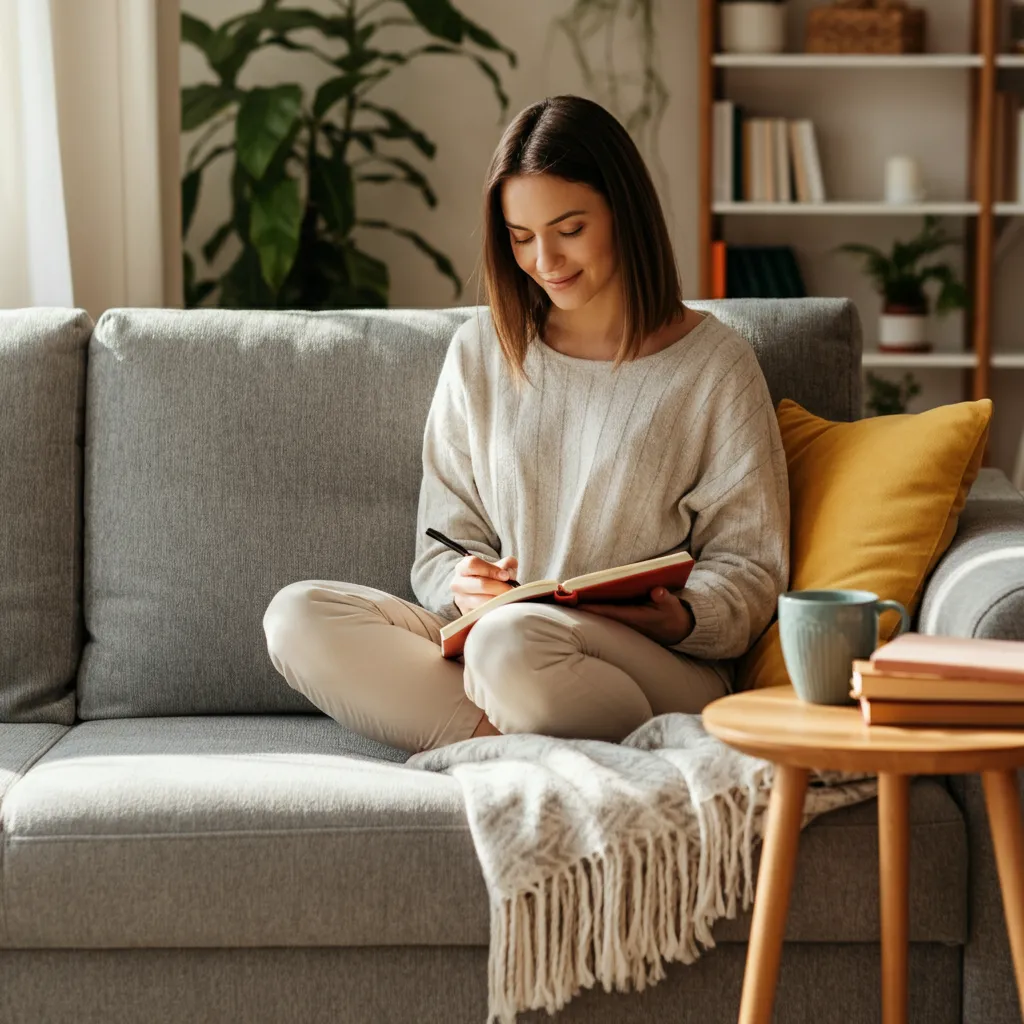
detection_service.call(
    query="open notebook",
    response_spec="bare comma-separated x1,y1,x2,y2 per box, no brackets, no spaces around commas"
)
438,550,694,659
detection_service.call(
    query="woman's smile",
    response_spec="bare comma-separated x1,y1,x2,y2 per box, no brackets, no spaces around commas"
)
541,271,582,289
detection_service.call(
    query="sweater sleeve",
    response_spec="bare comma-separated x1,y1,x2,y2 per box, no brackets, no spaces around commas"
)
669,351,790,661
410,323,502,620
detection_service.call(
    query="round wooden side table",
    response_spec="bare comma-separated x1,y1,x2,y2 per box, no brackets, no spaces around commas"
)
702,685,1024,1024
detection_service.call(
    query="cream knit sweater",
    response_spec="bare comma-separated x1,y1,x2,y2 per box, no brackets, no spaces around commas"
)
410,308,790,663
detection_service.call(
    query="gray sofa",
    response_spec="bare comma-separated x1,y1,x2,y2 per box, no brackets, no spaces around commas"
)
1,299,1022,1024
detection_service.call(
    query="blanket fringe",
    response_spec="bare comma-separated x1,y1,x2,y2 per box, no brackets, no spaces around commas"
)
486,784,762,1024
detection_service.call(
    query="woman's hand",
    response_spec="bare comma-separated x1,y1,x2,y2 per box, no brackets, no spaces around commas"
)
451,554,519,615
581,588,694,646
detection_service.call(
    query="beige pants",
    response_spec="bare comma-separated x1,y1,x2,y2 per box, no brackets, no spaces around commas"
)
263,581,732,753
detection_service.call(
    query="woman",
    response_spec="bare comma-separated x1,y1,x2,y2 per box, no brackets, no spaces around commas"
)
263,95,790,753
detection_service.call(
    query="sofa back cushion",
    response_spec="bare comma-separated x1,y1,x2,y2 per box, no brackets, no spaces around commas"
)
0,309,90,724
78,300,861,718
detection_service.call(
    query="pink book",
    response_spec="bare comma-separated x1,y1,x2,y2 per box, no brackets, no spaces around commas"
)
870,633,1024,685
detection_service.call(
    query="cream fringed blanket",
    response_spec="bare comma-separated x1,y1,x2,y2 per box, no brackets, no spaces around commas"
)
407,713,877,1024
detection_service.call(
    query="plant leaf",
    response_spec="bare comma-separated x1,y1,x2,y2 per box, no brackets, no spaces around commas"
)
461,19,517,66
313,74,362,119
396,0,463,43
360,218,460,295
182,170,201,238
181,84,239,132
357,154,437,206
418,44,508,110
227,7,331,34
311,153,355,235
183,252,217,308
220,244,274,308
236,85,303,179
249,177,303,293
360,102,436,157
344,245,390,305
202,221,235,264
181,13,215,57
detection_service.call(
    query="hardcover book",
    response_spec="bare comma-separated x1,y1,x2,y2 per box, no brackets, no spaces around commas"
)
439,551,695,659
869,633,1024,685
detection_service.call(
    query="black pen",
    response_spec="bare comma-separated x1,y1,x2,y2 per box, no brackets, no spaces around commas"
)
425,528,520,587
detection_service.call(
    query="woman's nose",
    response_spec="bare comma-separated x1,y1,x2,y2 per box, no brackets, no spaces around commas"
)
534,239,562,275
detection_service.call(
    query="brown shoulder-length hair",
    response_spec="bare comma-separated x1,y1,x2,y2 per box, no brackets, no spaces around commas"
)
482,95,682,381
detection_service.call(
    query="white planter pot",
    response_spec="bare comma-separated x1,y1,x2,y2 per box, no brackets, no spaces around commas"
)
720,2,788,55
879,312,929,351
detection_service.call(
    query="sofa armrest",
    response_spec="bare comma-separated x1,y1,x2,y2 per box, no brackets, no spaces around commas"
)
917,468,1024,640
919,469,1024,1023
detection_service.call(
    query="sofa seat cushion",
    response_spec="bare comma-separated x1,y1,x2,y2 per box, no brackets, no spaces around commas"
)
0,716,966,949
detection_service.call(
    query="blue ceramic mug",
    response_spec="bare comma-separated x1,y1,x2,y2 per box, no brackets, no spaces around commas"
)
778,589,911,705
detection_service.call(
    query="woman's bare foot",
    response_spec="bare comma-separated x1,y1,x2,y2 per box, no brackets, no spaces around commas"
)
471,714,502,738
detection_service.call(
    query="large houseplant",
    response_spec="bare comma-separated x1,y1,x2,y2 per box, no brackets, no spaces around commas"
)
181,0,515,309
837,215,968,352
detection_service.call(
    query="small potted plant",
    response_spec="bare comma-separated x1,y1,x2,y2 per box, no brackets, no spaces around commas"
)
719,0,788,54
864,371,921,417
837,215,968,352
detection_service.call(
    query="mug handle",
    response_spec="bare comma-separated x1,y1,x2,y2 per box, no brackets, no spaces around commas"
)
878,599,910,637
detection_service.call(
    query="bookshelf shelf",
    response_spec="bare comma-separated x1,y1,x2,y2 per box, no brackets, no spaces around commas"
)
862,350,979,369
713,202,980,216
991,352,1024,367
713,54,983,69
698,0,1016,437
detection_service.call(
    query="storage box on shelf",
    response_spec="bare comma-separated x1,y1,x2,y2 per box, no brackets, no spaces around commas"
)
805,2,926,55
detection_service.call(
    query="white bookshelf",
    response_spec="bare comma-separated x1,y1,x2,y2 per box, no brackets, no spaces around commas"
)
861,350,978,369
991,352,1024,368
997,54,1024,67
995,203,1024,215
713,54,983,69
713,202,980,216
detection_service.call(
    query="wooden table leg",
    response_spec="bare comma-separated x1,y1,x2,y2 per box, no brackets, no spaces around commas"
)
738,763,809,1024
982,769,1024,1015
878,773,910,1024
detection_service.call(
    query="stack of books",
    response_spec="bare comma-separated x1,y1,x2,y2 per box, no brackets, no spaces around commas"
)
852,633,1024,728
712,101,827,204
709,242,807,300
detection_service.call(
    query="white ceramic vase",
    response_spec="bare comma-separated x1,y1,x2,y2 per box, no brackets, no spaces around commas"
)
719,2,788,55
878,311,929,352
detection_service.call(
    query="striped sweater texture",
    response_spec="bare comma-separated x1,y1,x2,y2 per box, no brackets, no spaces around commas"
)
411,309,790,662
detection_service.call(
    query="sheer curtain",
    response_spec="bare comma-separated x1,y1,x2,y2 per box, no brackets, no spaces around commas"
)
0,0,182,316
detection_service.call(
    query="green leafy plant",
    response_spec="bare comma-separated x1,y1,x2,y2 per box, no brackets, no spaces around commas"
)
836,215,969,314
864,371,921,416
181,0,515,309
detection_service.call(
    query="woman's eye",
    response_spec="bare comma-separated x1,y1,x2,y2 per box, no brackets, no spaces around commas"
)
511,235,533,246
560,226,583,238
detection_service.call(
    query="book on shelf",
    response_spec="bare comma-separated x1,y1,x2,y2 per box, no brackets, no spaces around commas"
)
857,697,1024,728
870,632,1024,685
438,551,695,660
712,108,825,204
717,244,807,299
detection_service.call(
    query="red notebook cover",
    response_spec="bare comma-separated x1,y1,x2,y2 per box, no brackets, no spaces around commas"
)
439,555,694,659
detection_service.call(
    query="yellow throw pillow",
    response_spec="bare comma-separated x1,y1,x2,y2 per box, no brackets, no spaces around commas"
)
736,397,993,691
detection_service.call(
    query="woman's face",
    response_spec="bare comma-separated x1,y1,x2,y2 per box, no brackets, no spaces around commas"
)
500,174,618,313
